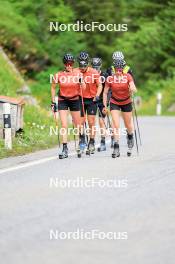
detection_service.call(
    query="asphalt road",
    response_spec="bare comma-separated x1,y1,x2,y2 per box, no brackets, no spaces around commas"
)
0,117,175,264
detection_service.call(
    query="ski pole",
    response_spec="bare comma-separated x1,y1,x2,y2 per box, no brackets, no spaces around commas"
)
83,120,89,146
53,111,60,148
132,109,139,155
132,97,142,146
72,120,77,150
80,85,89,145
107,99,114,134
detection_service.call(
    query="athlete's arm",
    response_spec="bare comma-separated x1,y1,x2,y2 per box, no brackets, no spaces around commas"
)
128,68,136,83
51,72,60,102
51,81,57,102
95,72,103,97
129,81,137,94
103,84,110,108
50,81,58,112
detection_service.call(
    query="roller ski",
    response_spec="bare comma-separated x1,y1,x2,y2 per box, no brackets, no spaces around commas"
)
127,133,134,157
59,144,68,159
112,142,120,158
86,138,95,155
97,137,106,152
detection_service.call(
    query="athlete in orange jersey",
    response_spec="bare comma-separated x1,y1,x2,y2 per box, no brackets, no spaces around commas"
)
103,59,137,158
77,52,102,154
51,53,81,159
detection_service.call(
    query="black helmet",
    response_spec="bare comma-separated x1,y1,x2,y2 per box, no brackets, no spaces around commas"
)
79,60,88,68
63,53,75,64
113,59,126,69
78,51,90,62
91,57,102,69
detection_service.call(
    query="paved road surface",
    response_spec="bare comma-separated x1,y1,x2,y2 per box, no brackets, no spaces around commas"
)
0,117,175,264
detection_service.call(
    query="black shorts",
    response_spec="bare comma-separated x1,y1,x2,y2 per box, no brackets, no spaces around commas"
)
58,99,80,111
80,98,97,117
110,102,133,112
97,101,106,118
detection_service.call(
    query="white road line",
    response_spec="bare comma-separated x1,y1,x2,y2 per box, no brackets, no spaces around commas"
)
0,141,110,175
0,151,78,175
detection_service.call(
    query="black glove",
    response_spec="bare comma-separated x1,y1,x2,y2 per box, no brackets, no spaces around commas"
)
51,101,57,112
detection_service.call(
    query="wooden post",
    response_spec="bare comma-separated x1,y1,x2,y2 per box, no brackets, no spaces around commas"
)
3,103,12,149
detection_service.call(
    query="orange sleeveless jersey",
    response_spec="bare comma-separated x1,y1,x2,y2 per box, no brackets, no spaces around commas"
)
53,69,80,99
106,73,133,105
79,67,100,98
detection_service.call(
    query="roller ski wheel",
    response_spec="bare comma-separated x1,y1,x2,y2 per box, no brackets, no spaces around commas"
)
112,143,120,158
127,148,132,157
59,154,68,159
112,152,120,158
77,148,83,158
59,150,68,159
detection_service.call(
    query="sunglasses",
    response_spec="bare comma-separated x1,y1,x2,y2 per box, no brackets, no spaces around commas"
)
79,65,88,69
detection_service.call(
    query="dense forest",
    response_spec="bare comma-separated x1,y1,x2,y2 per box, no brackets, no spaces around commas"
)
0,0,175,105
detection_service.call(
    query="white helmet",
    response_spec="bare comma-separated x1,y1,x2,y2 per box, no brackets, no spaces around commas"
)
112,51,124,60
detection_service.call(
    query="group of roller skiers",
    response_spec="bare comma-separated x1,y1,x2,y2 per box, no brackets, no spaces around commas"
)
51,51,137,159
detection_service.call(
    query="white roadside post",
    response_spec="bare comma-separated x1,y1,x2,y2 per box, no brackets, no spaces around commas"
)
3,103,12,149
156,92,162,116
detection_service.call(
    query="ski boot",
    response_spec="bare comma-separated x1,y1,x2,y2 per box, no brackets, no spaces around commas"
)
112,142,120,158
77,135,86,158
97,137,106,152
86,138,95,155
111,136,114,148
59,144,68,159
127,133,134,157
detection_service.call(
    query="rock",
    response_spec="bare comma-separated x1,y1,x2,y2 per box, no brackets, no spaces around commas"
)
17,85,31,95
22,95,38,106
168,103,175,112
